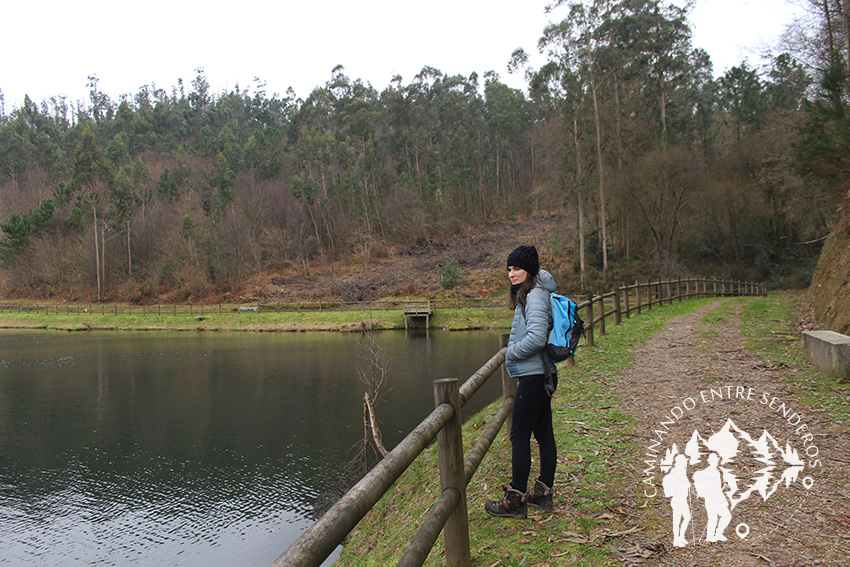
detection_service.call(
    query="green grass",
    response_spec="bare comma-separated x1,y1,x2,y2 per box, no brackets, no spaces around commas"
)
740,291,850,428
695,297,744,341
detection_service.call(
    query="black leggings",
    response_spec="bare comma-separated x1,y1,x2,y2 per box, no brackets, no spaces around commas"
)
510,374,557,493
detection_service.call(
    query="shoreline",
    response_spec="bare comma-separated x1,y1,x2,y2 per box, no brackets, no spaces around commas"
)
0,307,512,333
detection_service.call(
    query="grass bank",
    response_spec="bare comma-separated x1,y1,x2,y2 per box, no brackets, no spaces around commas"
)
334,292,844,566
0,306,511,333
336,297,722,567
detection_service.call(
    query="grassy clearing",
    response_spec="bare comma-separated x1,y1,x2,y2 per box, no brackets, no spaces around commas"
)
739,291,850,428
336,298,721,567
0,306,512,333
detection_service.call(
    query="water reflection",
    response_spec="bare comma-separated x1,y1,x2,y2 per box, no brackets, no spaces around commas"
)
0,329,503,566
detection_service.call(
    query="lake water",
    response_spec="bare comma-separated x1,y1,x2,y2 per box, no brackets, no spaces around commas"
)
0,328,505,566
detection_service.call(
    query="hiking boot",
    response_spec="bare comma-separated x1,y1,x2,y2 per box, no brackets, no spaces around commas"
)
526,479,553,512
484,485,527,518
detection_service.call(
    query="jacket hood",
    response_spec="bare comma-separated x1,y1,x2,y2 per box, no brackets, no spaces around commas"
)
536,269,556,293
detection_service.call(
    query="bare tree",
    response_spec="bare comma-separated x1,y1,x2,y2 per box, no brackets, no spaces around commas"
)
356,326,392,461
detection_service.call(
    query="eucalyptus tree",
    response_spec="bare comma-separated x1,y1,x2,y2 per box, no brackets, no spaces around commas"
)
603,0,702,151
71,125,115,299
0,104,35,188
484,73,533,214
719,63,766,142
766,53,810,111
533,0,613,277
517,49,594,282
110,157,151,275
0,96,67,186
792,0,850,184
323,64,387,240
87,75,115,125
240,83,294,181
430,71,487,215
209,152,236,221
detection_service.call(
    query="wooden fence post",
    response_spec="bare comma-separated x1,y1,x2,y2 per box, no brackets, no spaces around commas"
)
623,283,631,319
614,287,622,326
500,334,515,438
434,379,471,567
598,295,606,336
585,293,595,347
636,281,642,315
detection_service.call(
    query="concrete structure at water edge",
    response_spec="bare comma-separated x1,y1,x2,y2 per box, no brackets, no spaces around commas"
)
802,330,850,382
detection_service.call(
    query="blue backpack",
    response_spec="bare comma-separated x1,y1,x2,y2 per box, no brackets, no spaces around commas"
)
545,293,584,362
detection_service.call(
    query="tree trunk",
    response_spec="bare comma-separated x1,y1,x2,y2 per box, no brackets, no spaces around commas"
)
613,73,627,259
654,0,669,152
92,203,101,300
573,116,587,286
415,146,422,201
658,63,668,151
844,0,850,86
127,221,132,276
825,0,837,56
590,69,609,278
363,392,388,458
307,205,322,254
613,73,624,173
496,151,501,201
100,221,107,297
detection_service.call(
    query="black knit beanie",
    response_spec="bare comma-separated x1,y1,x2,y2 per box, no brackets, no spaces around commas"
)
506,245,539,276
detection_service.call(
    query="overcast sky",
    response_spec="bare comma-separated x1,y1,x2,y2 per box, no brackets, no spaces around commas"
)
0,0,806,110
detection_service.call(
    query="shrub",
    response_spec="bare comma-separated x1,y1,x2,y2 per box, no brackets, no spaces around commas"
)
438,258,464,290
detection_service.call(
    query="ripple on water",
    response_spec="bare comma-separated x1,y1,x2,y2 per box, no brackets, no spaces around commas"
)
0,455,332,566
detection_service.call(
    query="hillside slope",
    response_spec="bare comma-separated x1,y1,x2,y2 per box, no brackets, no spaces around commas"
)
247,213,576,303
809,184,850,333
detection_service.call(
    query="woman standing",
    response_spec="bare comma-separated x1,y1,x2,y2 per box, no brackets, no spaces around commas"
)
485,245,557,518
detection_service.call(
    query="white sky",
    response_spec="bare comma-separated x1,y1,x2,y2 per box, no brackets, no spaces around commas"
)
0,0,807,111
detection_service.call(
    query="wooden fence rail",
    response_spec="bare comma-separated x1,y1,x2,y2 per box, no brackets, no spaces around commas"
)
270,277,763,567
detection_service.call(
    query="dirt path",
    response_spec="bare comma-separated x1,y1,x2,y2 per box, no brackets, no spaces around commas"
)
617,299,850,566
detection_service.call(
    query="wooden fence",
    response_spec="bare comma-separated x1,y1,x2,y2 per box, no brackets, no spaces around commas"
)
0,277,765,319
269,277,764,567
0,297,503,315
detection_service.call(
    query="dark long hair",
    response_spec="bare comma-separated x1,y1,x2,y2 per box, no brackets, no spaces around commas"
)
509,274,538,310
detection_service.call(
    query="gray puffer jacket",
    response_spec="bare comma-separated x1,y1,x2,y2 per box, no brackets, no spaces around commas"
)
505,269,557,378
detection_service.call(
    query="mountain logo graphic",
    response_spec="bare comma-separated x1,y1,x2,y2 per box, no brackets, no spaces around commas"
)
660,418,809,547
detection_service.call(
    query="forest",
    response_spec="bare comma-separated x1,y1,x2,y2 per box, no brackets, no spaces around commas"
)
0,0,847,302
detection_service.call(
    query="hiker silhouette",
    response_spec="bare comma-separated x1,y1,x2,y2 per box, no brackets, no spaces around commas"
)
693,452,732,542
662,453,692,547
